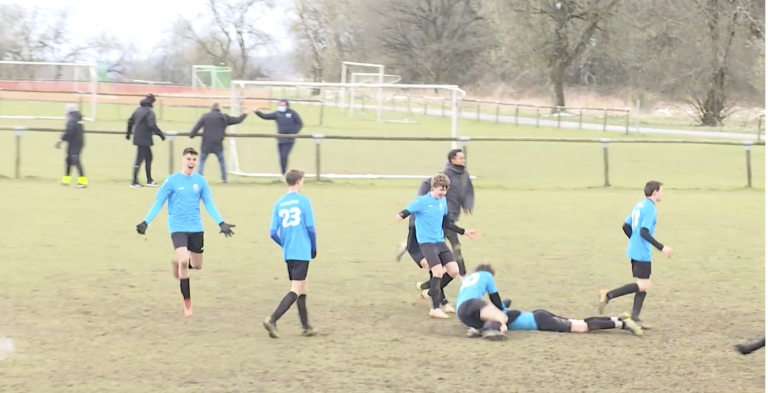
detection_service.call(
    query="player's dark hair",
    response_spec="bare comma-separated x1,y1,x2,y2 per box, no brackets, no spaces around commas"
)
475,264,495,276
285,169,304,186
182,147,198,156
211,102,220,110
644,181,663,197
447,148,463,162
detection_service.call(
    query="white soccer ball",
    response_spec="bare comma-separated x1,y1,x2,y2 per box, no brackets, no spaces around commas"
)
0,334,15,361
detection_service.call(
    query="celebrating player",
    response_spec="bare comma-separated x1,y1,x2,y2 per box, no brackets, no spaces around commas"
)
455,264,509,341
396,174,479,319
135,147,236,317
597,181,672,328
263,169,317,339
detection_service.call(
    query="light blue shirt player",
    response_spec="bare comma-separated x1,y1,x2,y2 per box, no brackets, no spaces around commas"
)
269,192,317,262
625,198,658,262
143,172,224,233
456,270,505,310
406,194,448,244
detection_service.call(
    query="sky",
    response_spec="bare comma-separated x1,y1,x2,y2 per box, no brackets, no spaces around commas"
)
0,0,294,54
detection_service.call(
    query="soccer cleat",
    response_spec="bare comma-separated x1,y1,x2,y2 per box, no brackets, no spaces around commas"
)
467,328,482,338
302,325,318,337
171,260,180,279
429,308,450,319
61,175,71,185
396,242,407,261
634,319,653,330
76,176,88,188
598,289,609,315
146,181,159,187
481,329,508,341
417,289,430,304
263,317,279,338
441,303,456,313
183,299,193,318
620,313,643,336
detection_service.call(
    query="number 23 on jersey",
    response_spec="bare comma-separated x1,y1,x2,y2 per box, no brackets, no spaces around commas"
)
279,207,302,228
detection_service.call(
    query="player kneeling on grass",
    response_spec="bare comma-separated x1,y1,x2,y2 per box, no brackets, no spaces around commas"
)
135,147,236,317
455,264,509,341
468,300,643,337
263,169,317,338
56,103,87,188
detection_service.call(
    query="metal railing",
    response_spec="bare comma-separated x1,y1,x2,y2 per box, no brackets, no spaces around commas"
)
1,126,763,188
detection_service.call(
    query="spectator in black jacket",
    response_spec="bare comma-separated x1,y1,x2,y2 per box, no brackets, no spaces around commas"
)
189,103,248,183
126,94,165,188
254,99,304,175
55,103,87,188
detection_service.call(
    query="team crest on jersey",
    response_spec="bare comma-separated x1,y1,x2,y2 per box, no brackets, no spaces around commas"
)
193,184,199,192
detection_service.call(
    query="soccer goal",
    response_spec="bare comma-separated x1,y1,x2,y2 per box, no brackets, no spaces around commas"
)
192,65,232,90
348,72,405,122
0,61,98,121
227,80,465,179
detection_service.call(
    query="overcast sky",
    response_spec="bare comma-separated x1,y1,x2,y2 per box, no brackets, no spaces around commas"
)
0,0,294,54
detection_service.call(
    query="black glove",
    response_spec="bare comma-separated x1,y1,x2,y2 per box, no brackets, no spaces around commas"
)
136,221,148,235
159,134,166,141
311,249,317,259
125,134,131,140
219,222,235,237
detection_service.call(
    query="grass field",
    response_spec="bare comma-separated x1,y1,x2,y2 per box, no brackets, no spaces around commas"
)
0,100,765,392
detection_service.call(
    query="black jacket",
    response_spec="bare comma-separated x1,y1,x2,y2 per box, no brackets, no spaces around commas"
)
189,108,247,152
255,100,304,144
126,96,165,146
61,111,84,154
415,162,475,222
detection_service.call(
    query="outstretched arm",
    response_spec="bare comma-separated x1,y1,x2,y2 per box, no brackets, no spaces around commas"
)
189,114,205,138
442,216,466,235
200,182,225,225
143,181,172,224
255,110,277,120
226,113,248,125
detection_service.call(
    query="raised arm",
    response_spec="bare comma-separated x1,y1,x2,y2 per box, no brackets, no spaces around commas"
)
189,114,206,139
226,113,248,126
255,110,277,120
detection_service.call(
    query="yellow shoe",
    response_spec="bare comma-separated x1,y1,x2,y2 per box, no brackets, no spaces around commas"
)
61,175,71,185
77,176,88,188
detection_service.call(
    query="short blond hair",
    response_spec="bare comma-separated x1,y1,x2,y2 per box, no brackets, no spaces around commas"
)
430,173,450,189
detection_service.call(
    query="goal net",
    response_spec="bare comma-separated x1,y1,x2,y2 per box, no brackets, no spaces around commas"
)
227,80,465,179
192,65,232,91
0,61,98,121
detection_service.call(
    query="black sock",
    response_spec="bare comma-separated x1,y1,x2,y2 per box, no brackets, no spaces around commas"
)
271,291,298,323
631,291,647,320
428,276,442,309
180,278,190,300
607,283,639,300
420,271,432,290
439,274,454,290
584,316,613,323
65,164,72,176
297,294,309,327
587,319,617,331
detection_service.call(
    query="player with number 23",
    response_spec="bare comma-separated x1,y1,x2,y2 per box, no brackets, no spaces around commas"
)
263,169,318,339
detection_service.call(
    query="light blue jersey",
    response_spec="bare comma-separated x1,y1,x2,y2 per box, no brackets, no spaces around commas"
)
406,194,448,244
508,312,538,331
624,198,658,262
456,271,498,309
143,172,223,233
269,192,316,262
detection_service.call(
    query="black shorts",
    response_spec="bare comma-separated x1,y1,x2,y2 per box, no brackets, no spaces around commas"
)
171,232,204,253
419,242,455,269
457,299,487,330
631,260,652,279
406,226,425,266
286,260,310,281
533,310,571,333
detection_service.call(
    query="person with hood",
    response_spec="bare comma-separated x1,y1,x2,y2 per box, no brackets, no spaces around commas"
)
55,103,87,188
126,94,166,188
398,148,475,301
254,99,304,175
189,102,248,183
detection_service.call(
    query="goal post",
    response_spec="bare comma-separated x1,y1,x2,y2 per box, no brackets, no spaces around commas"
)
0,61,98,121
227,80,465,179
340,61,385,119
192,65,232,90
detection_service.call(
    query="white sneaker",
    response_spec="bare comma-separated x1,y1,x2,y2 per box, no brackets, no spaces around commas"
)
467,328,481,338
441,303,456,314
429,308,450,319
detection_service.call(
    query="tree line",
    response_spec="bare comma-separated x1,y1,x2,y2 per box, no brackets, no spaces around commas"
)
0,0,764,126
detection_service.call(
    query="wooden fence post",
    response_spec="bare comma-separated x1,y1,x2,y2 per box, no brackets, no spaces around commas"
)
313,134,324,181
166,131,177,175
460,137,470,169
601,138,611,187
14,126,23,179
744,141,753,188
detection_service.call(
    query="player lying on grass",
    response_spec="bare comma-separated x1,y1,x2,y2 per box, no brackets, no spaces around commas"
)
135,147,236,317
735,336,765,355
396,174,479,319
455,264,509,341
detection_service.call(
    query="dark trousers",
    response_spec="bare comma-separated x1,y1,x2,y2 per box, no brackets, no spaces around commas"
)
133,146,154,184
198,149,227,181
444,220,466,276
65,152,84,177
277,142,295,175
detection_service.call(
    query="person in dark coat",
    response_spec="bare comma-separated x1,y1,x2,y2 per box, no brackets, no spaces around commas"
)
254,99,304,175
189,103,248,183
126,94,165,188
55,103,87,188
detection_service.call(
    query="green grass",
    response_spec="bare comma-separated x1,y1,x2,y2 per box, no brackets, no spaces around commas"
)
0,100,765,392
